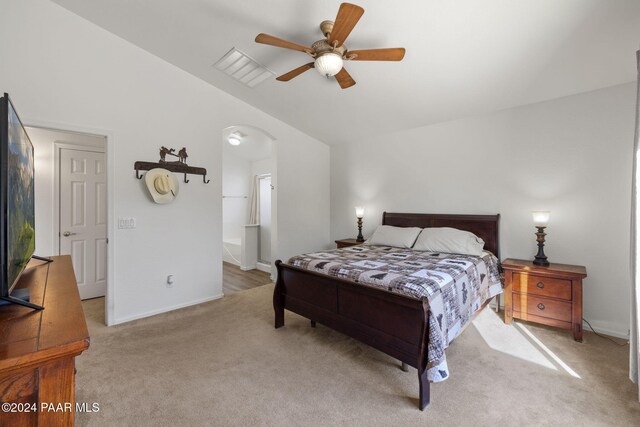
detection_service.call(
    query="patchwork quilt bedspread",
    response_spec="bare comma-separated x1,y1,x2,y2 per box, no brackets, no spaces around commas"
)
286,245,503,382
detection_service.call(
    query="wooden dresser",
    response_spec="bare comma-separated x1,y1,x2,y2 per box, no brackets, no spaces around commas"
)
0,255,90,426
335,238,364,249
502,258,587,341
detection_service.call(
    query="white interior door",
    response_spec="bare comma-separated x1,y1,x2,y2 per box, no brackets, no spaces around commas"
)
258,175,271,263
59,148,107,299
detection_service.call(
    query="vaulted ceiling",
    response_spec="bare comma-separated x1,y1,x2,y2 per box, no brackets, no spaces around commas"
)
52,0,640,145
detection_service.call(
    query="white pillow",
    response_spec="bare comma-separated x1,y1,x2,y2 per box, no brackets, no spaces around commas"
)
412,227,485,256
365,225,422,248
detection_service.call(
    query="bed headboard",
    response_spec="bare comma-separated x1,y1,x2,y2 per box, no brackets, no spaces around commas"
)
382,212,501,258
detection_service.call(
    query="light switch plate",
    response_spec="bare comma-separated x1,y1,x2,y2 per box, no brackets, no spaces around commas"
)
118,217,137,229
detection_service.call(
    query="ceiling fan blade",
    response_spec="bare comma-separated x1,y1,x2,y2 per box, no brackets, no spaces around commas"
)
347,48,406,61
335,67,356,89
327,3,364,47
276,63,315,81
255,33,312,53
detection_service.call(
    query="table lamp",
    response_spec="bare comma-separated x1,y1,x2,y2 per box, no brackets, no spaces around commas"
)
532,211,550,266
355,207,365,242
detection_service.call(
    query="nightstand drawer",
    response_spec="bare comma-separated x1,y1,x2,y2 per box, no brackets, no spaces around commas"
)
512,273,571,300
512,293,572,323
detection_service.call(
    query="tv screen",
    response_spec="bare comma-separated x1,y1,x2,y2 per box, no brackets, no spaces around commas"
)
0,93,36,296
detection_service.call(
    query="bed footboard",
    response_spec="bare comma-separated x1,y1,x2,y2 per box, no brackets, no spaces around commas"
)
274,260,431,410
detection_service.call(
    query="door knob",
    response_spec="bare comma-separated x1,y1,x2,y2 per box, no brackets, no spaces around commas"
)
62,231,77,237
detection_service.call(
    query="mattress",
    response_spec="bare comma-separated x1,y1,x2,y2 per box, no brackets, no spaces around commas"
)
287,245,503,382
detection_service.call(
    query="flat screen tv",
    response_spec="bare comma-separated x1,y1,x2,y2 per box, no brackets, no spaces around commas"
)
0,93,45,310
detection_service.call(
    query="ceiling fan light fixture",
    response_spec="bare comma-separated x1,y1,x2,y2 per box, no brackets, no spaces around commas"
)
315,53,343,77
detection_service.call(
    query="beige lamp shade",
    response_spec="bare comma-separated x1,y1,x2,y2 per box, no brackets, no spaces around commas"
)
532,211,550,227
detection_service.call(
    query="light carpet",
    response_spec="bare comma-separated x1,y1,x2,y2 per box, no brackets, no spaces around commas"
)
76,284,640,426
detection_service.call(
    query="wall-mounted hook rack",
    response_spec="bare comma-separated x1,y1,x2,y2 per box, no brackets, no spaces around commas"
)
134,161,210,184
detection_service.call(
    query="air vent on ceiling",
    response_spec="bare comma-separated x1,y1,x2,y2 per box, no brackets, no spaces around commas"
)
214,48,275,88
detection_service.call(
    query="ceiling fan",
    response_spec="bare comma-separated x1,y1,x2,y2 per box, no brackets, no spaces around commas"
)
255,2,405,89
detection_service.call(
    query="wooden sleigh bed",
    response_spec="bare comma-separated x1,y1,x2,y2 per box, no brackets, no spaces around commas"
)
273,212,501,410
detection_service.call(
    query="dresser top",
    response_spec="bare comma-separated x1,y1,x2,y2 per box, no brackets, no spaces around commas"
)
0,256,90,371
502,258,587,277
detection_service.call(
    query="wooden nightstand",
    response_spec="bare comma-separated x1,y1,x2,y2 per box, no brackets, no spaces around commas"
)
502,258,587,341
335,238,364,249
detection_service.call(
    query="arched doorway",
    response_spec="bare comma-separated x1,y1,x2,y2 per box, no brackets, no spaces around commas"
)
221,125,275,294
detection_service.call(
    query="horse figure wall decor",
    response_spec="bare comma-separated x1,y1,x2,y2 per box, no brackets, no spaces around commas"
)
178,147,188,164
135,145,209,184
159,146,188,166
159,146,176,162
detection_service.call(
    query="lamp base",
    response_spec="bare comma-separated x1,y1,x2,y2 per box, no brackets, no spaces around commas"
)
533,257,550,267
356,217,364,242
533,226,550,266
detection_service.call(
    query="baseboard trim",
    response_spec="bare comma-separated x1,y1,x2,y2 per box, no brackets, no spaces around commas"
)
256,262,271,273
111,293,224,326
223,258,240,267
582,321,629,340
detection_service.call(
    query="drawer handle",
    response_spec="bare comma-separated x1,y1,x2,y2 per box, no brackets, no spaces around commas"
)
537,303,545,311
536,281,544,289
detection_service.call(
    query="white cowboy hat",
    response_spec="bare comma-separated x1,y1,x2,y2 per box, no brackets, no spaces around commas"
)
145,168,179,204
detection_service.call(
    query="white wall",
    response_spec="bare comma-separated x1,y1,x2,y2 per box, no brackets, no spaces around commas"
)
1,0,330,324
331,82,635,337
222,151,250,241
276,137,331,262
221,153,273,243
251,158,272,177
